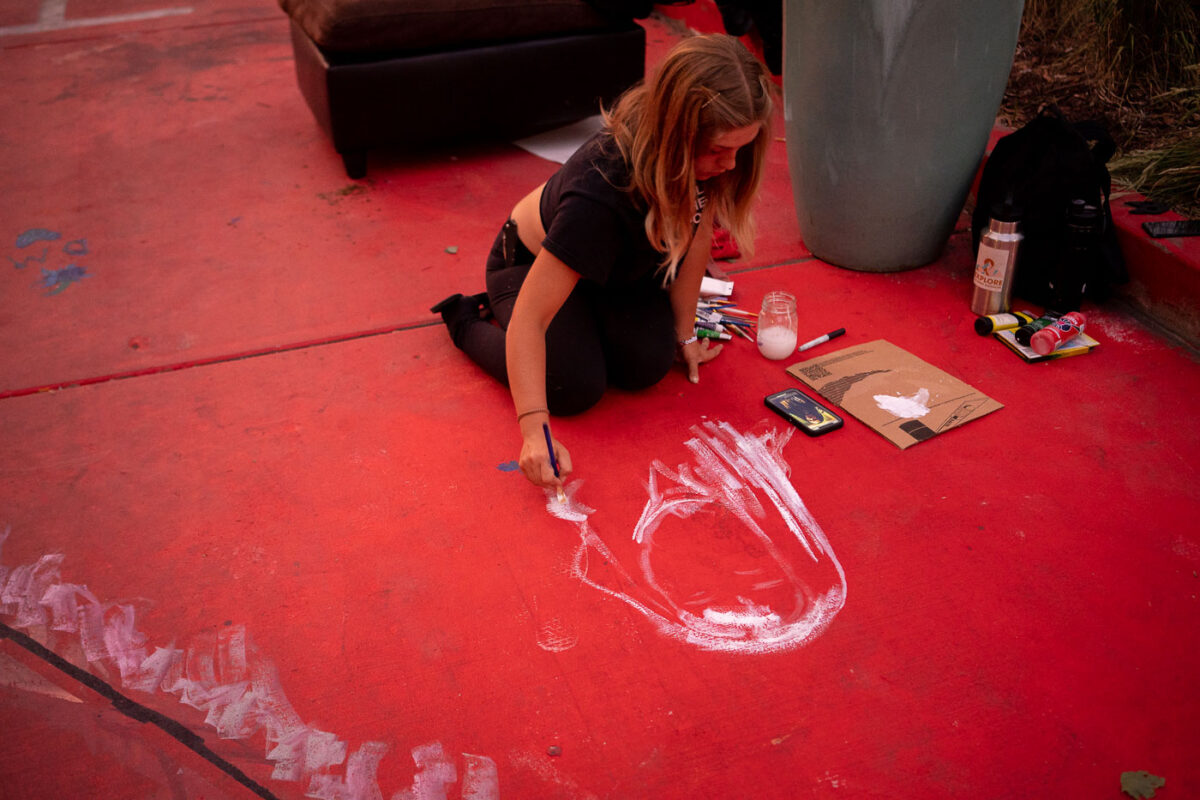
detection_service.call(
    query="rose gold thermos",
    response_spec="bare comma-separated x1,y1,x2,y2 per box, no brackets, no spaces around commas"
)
971,204,1023,315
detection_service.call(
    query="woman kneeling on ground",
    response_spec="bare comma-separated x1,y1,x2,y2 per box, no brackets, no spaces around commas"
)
432,34,774,493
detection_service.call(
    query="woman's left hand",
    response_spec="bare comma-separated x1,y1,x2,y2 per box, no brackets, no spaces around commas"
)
678,338,723,384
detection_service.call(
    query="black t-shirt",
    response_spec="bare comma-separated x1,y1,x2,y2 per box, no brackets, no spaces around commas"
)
539,132,665,288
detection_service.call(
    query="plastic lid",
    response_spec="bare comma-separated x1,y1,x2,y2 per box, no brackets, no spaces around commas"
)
1030,328,1059,356
1068,198,1101,222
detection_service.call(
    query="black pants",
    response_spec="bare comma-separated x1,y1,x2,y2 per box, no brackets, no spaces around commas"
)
452,220,676,415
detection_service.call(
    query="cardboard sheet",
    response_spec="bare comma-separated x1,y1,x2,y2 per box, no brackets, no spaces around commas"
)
786,339,1003,449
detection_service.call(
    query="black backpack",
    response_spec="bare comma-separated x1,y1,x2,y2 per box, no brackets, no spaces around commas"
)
972,107,1127,308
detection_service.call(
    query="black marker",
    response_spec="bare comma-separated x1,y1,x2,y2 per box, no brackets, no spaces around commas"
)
797,327,846,352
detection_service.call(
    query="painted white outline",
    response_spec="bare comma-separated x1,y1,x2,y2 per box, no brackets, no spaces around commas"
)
547,421,847,654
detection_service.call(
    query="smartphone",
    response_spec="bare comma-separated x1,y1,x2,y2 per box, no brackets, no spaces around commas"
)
1143,220,1200,239
764,388,843,436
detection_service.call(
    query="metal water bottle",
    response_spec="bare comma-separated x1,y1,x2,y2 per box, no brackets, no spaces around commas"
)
970,204,1023,315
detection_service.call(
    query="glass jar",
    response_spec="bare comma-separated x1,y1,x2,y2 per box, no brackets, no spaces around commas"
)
757,291,798,360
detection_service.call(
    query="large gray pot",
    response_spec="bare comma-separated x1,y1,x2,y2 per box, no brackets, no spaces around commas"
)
783,0,1025,272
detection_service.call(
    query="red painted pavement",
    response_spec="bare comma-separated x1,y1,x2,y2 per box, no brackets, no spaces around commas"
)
2,2,1198,799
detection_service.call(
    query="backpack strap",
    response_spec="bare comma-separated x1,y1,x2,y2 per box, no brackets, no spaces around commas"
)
1072,119,1117,166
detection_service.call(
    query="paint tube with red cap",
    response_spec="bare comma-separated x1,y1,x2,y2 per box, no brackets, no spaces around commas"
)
1030,311,1087,356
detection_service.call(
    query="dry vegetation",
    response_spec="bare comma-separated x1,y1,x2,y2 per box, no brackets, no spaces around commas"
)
998,0,1200,217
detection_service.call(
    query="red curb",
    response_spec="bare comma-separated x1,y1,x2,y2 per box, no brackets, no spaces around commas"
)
1110,197,1200,347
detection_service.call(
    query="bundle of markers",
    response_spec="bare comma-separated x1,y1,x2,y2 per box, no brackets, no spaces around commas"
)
694,298,757,342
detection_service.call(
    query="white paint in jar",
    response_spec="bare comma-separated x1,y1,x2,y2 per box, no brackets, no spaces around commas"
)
757,326,798,359
757,291,799,360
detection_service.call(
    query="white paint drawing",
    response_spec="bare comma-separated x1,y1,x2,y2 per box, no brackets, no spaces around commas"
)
546,421,846,654
0,525,499,800
873,387,931,419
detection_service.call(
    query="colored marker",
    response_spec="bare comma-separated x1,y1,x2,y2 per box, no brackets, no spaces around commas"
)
542,422,566,502
797,327,846,352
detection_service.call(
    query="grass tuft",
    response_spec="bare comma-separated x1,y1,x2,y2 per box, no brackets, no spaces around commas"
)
1110,135,1200,218
1007,0,1200,217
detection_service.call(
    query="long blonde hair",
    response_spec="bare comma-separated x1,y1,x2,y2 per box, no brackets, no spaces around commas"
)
603,34,775,282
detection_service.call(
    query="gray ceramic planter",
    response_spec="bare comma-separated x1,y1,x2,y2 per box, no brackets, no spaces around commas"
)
784,0,1024,272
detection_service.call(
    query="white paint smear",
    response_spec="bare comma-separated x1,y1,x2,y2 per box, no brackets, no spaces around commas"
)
874,387,931,418
0,1,193,37
508,749,599,800
461,754,500,800
548,421,847,654
0,525,500,800
702,600,783,630
393,741,458,800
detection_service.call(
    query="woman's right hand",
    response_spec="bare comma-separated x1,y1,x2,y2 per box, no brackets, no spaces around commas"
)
518,429,572,490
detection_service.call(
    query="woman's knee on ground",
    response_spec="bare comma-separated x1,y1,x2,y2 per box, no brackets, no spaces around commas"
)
546,367,607,416
606,336,674,391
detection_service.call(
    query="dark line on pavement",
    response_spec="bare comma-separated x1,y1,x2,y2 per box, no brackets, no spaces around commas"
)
0,321,436,401
0,621,282,800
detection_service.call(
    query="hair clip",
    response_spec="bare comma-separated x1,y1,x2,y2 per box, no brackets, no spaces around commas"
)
701,90,720,108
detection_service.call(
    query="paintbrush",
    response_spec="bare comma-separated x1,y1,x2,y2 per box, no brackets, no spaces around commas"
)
542,422,566,502
728,324,753,341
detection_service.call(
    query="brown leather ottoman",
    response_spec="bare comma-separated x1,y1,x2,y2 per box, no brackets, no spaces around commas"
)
279,0,647,177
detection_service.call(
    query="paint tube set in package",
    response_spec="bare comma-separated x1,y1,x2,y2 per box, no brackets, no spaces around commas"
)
975,309,1089,356
1012,311,1088,353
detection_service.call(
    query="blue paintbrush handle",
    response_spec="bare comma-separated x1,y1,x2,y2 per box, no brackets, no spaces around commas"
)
542,422,560,478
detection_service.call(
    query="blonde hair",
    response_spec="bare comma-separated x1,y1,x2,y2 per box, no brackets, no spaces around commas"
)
603,34,775,283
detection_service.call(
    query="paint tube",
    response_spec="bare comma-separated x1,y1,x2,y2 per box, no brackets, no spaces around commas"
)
1030,311,1087,355
975,310,1035,335
1014,312,1061,346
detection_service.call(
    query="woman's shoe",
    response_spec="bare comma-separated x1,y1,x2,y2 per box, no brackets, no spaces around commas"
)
431,293,492,347
469,291,492,321
430,293,464,314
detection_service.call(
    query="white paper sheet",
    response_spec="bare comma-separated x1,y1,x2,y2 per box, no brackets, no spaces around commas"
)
512,115,605,165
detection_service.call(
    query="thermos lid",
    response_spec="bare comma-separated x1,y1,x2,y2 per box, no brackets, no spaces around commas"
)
988,200,1023,223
